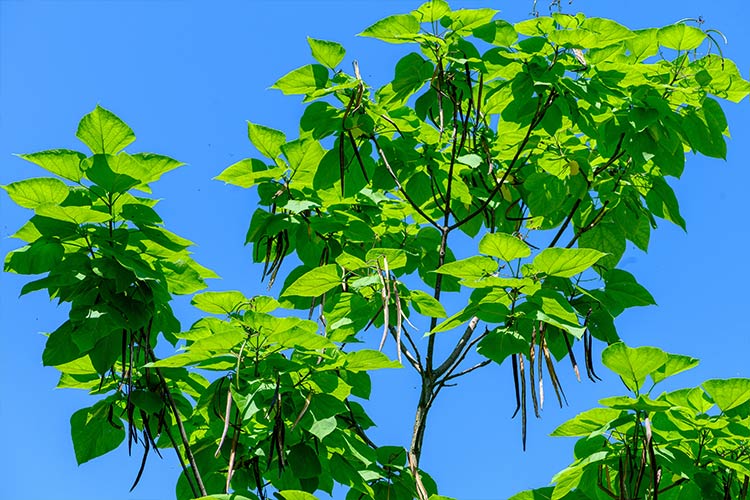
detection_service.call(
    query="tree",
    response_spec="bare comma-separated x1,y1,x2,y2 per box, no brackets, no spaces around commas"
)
3,1,749,499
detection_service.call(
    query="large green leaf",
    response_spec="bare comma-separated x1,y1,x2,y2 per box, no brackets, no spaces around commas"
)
434,255,497,279
272,64,329,95
476,327,527,363
70,399,125,464
410,290,447,318
76,105,135,154
344,350,401,372
703,378,750,412
283,264,341,297
359,14,421,44
366,247,408,270
4,239,65,275
645,177,686,230
307,37,346,69
192,291,250,315
651,353,699,385
36,205,111,224
530,290,585,338
247,121,286,160
17,149,85,182
3,177,69,209
412,0,450,23
657,23,705,51
551,407,622,437
601,342,668,393
531,248,606,278
277,490,320,500
479,232,530,261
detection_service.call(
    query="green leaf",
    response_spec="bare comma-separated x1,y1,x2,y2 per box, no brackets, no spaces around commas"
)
215,158,285,188
277,490,319,500
601,342,668,393
271,64,329,96
410,290,447,318
307,37,346,69
4,239,65,275
366,247,408,271
651,353,699,385
598,395,672,412
344,350,401,372
473,20,517,46
551,408,623,437
282,264,341,297
430,305,478,334
359,14,421,44
192,291,250,315
248,122,286,160
17,149,85,182
70,399,125,464
479,232,530,261
530,290,585,338
551,464,584,500
434,255,497,279
442,8,498,35
702,378,750,412
532,248,606,278
477,327,528,363
129,152,185,186
657,23,706,51
3,177,69,209
412,0,451,23
593,268,656,316
508,488,554,500
83,154,140,193
76,105,135,154
645,177,686,230
36,205,111,224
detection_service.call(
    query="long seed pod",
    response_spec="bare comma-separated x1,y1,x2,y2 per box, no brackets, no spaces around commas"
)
511,352,521,418
518,353,528,450
529,325,540,418
542,336,567,407
538,323,546,409
391,278,403,363
562,329,581,382
215,381,233,458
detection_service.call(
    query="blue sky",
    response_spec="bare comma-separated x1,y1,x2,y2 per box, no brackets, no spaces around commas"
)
1,1,749,499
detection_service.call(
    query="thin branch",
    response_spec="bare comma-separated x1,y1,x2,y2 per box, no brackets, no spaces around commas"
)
435,316,479,377
389,325,422,373
442,359,492,382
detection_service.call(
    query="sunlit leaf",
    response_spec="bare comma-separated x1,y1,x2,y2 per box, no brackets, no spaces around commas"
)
531,248,606,278
283,264,341,297
601,342,668,393
2,177,69,209
479,232,530,261
16,149,85,182
359,14,421,44
703,378,750,412
307,37,346,69
76,105,135,154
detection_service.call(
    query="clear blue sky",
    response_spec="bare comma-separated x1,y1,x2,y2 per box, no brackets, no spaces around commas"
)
1,1,748,500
